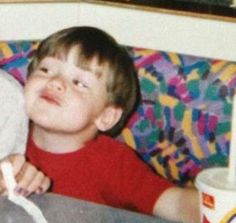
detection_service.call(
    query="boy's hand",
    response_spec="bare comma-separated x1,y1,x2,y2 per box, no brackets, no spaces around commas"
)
0,154,50,196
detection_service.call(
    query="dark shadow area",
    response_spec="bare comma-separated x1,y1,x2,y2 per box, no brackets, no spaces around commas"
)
100,0,236,18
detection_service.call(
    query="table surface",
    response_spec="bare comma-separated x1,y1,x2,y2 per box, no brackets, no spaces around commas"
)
0,193,179,223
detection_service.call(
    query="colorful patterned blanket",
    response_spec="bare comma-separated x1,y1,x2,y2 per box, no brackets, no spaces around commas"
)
1,41,236,186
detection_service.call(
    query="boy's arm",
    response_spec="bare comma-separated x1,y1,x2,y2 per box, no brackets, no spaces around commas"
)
153,186,200,223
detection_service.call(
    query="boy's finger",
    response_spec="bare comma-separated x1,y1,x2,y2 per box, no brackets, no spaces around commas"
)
24,171,45,196
36,176,50,194
15,163,37,191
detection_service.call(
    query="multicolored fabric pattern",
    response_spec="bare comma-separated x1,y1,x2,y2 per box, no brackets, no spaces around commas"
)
0,41,38,84
0,41,235,186
122,47,236,185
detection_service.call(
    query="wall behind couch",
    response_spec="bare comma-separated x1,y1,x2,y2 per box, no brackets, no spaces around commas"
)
0,1,235,61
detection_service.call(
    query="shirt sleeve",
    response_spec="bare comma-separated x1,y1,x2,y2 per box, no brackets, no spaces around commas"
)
0,70,28,159
103,144,174,215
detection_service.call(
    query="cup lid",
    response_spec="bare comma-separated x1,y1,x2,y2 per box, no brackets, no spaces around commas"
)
195,167,236,191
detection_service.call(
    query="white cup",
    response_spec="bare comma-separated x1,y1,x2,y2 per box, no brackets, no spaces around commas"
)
195,167,236,223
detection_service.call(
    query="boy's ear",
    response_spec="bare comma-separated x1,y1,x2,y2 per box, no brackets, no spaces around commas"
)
95,106,123,132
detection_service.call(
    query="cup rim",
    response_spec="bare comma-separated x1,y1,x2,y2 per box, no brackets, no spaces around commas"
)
195,167,236,193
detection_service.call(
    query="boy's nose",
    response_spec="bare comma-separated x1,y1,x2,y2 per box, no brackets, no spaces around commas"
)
47,76,66,92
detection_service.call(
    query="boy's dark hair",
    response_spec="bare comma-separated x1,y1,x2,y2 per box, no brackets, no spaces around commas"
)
28,26,141,136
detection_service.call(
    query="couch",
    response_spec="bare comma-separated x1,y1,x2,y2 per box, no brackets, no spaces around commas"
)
1,40,235,186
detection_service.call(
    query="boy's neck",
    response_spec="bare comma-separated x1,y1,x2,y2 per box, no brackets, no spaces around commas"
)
31,124,97,154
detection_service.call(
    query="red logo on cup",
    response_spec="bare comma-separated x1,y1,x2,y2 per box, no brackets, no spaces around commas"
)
203,215,211,223
202,192,214,209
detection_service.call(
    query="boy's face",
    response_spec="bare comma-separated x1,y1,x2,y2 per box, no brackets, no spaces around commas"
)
24,49,110,135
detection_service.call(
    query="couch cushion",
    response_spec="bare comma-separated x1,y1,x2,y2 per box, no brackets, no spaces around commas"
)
0,41,38,84
121,47,235,185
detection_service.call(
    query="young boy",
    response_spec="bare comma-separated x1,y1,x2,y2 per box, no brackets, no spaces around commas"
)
0,26,199,222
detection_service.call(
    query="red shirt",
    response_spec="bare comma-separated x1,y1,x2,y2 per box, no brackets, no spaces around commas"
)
26,134,173,214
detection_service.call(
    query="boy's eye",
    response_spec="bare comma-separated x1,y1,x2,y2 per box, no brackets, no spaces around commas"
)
39,67,54,75
40,67,48,72
40,67,49,73
72,79,87,88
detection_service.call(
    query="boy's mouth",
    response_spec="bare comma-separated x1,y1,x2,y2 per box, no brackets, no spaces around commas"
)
40,91,61,106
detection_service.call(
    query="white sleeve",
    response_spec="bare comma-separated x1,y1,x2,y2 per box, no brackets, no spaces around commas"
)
0,70,29,159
